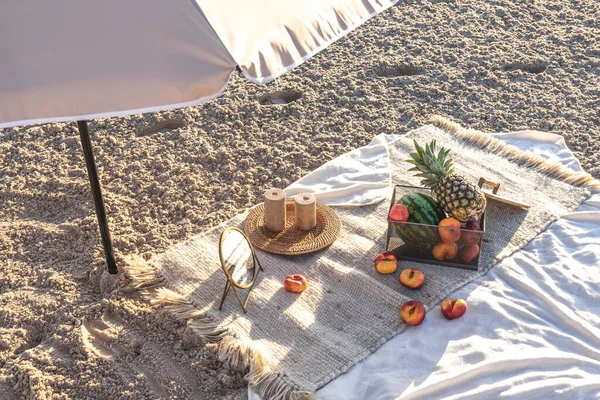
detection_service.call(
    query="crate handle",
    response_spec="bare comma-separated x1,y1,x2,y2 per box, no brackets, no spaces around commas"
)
478,177,500,194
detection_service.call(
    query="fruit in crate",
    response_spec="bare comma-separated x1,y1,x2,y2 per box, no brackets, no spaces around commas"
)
399,268,425,289
460,243,480,263
400,301,426,326
438,217,462,243
395,193,446,245
462,220,482,245
389,204,409,223
407,140,486,222
374,252,398,274
432,242,458,261
441,298,467,320
284,274,308,292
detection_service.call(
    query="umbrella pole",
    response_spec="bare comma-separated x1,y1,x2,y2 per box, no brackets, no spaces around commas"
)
77,120,118,274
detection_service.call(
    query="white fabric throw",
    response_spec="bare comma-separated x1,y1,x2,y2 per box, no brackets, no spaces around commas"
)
250,130,600,399
285,133,399,206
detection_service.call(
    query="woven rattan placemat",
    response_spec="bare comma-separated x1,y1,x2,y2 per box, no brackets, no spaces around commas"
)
244,199,341,255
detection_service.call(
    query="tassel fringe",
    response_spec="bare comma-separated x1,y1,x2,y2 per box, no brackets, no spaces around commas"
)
431,116,600,194
122,255,311,399
253,373,316,400
122,255,164,290
219,336,273,384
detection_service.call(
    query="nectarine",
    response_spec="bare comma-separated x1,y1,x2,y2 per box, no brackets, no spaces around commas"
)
400,301,425,326
389,204,409,224
441,298,467,320
460,243,480,263
374,252,398,274
432,242,458,261
284,274,308,293
462,220,482,245
399,268,424,289
438,217,462,243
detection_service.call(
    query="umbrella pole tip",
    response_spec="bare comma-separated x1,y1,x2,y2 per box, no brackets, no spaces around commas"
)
107,255,118,274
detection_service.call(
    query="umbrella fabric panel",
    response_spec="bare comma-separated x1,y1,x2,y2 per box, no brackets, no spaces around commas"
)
0,0,236,129
196,0,398,83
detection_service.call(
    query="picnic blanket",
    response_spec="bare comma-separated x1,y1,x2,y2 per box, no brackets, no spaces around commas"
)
252,121,600,399
124,118,599,399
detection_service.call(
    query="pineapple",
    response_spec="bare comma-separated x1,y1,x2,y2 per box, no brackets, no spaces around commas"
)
407,139,486,222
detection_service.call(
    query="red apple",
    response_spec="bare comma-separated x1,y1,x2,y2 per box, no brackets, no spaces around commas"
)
399,268,425,289
389,204,409,224
441,298,467,320
400,301,426,326
462,220,482,245
284,274,308,293
374,252,398,274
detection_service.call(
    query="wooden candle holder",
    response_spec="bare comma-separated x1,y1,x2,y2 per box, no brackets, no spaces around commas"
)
263,188,286,232
294,193,317,231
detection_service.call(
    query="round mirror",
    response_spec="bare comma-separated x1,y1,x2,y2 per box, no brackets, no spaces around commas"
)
219,228,257,289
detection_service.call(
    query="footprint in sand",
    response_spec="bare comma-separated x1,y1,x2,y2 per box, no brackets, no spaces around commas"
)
136,119,186,137
259,90,303,105
376,64,423,77
80,311,172,398
503,62,547,74
80,319,126,360
0,381,18,400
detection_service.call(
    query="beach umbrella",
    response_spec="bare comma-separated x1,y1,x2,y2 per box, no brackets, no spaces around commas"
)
1,0,397,273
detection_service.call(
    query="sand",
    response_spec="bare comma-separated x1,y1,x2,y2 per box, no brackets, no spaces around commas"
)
1,1,599,398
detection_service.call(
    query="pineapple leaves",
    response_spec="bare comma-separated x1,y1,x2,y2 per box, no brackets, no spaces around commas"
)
405,139,458,186
413,139,425,156
408,152,421,161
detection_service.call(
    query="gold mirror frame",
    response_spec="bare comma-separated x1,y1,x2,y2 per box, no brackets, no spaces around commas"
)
218,227,264,313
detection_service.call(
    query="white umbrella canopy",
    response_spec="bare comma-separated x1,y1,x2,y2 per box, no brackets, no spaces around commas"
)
0,0,397,272
0,0,236,127
197,0,398,83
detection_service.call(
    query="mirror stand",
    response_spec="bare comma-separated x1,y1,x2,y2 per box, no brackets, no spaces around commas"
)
218,227,265,313
218,255,263,313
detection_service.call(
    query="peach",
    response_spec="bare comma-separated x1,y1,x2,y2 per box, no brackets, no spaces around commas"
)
284,274,308,293
432,242,458,261
374,252,398,274
462,220,482,245
438,217,462,243
460,243,480,263
399,268,425,289
389,204,409,224
441,298,467,320
400,301,426,326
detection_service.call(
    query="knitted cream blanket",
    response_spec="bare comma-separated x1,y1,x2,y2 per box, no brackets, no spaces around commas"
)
124,119,599,399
